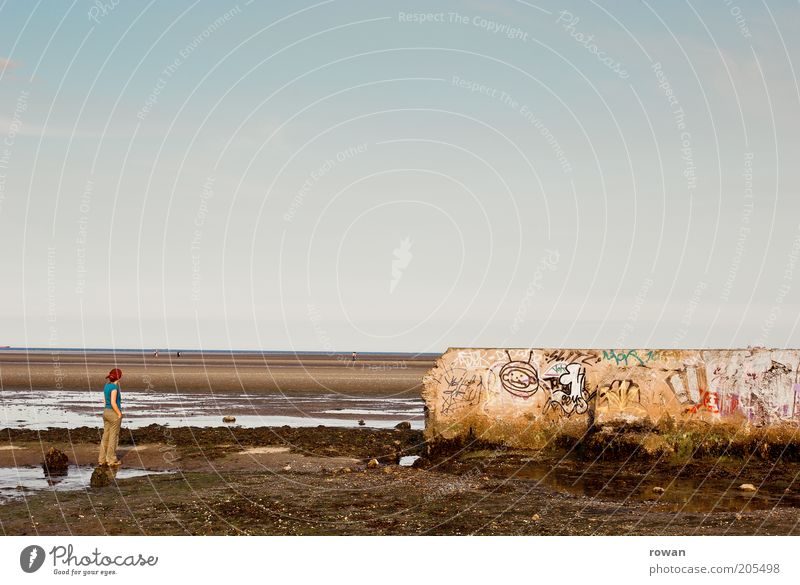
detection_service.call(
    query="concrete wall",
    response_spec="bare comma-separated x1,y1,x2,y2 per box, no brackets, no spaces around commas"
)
422,348,800,447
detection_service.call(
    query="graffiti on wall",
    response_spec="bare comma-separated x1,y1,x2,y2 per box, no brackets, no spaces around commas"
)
429,363,487,415
666,364,707,405
493,352,595,416
687,390,720,415
598,379,645,416
602,349,659,367
426,348,800,429
544,349,600,366
542,362,594,416
498,351,540,398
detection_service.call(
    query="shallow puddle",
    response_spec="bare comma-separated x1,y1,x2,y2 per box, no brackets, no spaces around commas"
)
513,461,800,513
0,465,166,503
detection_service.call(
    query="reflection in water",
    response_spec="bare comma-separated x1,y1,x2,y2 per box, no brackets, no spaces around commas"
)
0,465,163,503
44,470,69,486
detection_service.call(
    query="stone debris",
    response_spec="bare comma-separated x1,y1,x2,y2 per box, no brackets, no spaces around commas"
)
739,483,757,492
652,486,665,494
42,447,69,475
90,466,114,488
222,416,236,423
367,458,380,469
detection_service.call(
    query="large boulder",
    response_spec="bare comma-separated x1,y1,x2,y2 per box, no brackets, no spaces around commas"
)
42,447,69,475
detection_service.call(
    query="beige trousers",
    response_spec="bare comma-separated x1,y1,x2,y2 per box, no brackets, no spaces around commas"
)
99,409,122,465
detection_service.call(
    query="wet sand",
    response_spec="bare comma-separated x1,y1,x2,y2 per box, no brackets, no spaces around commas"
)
2,350,798,535
0,349,436,395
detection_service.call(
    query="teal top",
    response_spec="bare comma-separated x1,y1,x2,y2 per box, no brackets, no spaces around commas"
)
103,382,121,410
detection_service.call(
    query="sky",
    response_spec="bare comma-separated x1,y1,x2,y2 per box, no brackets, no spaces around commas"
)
1,0,799,353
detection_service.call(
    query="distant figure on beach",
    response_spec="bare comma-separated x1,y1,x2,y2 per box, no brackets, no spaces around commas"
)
153,349,159,358
177,351,182,357
352,351,357,363
99,368,123,467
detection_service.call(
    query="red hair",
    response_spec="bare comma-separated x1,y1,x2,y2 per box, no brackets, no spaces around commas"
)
106,368,123,382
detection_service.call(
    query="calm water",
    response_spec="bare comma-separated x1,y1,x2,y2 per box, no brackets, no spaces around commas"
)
513,461,800,513
0,465,165,503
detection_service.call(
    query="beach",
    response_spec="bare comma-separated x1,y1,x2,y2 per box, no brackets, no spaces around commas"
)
1,349,799,536
2,424,799,535
0,349,436,395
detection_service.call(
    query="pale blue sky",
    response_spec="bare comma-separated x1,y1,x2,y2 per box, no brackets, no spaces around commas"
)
1,0,799,352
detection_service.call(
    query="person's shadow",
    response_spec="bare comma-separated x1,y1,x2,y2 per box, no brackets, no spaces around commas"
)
116,445,136,463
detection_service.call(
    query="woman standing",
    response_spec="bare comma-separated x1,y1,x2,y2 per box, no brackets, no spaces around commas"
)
99,368,124,466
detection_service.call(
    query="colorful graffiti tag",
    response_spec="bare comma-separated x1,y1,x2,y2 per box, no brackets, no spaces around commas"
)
424,349,800,440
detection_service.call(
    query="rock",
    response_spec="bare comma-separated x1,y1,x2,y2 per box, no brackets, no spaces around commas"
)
394,421,411,430
222,416,236,423
382,466,393,475
652,486,665,494
411,457,428,469
399,455,420,467
358,420,366,426
342,467,352,473
90,466,114,488
42,447,69,475
735,513,743,520
785,488,791,494
531,514,540,521
367,458,380,469
739,483,757,492
282,465,291,471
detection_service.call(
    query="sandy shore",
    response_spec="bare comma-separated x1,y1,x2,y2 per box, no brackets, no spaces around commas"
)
2,350,798,536
0,350,436,395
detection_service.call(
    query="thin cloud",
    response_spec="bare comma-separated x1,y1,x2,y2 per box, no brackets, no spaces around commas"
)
0,116,129,139
0,57,21,72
